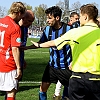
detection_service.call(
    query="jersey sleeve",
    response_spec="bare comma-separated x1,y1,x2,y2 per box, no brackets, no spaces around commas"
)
39,26,48,43
11,26,21,47
54,29,74,50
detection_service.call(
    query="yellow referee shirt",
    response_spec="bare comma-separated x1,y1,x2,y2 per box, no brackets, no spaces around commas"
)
54,23,100,75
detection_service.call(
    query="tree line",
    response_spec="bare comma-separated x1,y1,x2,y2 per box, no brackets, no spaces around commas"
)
0,1,99,27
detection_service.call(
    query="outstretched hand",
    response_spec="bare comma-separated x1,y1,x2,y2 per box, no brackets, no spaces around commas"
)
31,40,39,47
20,41,39,50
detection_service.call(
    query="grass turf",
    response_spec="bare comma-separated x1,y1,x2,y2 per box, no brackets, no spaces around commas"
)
0,38,63,100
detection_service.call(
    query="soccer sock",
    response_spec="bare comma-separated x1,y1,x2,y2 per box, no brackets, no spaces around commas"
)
54,80,62,96
7,97,15,100
39,91,47,100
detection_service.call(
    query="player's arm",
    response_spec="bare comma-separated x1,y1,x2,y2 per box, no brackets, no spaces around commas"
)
22,32,48,50
30,29,75,50
31,40,55,48
22,44,38,50
12,46,22,80
30,32,70,49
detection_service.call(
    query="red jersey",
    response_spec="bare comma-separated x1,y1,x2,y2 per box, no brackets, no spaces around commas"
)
0,16,21,72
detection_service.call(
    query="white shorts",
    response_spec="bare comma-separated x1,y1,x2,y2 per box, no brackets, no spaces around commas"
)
0,69,18,91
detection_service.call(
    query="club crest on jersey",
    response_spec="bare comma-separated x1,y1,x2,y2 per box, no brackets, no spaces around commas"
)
16,38,21,43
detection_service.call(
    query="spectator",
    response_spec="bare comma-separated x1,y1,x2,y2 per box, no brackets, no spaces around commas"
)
68,12,79,25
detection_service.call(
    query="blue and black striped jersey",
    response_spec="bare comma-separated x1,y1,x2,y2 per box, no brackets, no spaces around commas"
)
39,22,73,69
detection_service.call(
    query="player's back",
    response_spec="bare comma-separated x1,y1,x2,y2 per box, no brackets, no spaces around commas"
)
0,16,21,72
0,16,20,50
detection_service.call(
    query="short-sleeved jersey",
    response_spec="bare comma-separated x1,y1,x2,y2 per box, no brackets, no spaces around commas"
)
54,23,100,75
39,22,73,69
0,16,21,72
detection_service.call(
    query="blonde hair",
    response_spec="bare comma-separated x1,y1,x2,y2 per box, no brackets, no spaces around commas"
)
9,2,26,14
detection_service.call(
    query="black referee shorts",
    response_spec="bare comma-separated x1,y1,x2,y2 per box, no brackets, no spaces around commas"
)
69,72,100,100
42,64,72,86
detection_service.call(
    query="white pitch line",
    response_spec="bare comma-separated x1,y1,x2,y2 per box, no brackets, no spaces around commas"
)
25,51,49,53
19,81,41,84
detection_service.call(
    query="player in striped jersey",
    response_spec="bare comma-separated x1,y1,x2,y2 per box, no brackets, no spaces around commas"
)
24,6,73,100
38,6,73,100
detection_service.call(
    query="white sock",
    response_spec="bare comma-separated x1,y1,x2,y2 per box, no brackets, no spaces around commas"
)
54,80,62,96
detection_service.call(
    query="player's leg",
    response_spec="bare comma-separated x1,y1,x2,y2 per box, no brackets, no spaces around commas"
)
39,82,51,100
62,86,69,100
6,88,17,100
39,64,58,100
57,68,72,100
4,92,7,100
0,70,18,100
39,64,51,100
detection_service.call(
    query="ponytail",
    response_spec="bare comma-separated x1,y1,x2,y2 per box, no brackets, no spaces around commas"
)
94,19,100,28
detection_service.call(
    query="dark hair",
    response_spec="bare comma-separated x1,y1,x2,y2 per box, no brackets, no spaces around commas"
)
45,6,62,20
80,4,100,27
70,12,79,17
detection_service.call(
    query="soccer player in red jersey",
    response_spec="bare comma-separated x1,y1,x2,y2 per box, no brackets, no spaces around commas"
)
0,2,26,100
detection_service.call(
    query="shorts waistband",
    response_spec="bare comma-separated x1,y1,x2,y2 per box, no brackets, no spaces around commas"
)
71,72,100,80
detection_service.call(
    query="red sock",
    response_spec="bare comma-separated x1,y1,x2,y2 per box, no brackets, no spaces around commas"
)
7,97,15,100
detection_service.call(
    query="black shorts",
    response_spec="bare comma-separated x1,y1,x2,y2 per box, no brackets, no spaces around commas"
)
69,72,100,100
42,64,72,86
